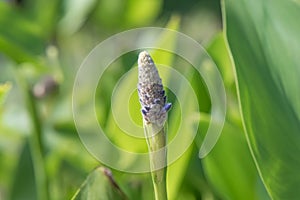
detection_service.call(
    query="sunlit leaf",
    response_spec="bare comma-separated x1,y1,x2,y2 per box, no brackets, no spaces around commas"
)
224,0,300,198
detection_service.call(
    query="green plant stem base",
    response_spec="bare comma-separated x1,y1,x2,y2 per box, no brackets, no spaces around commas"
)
144,123,168,200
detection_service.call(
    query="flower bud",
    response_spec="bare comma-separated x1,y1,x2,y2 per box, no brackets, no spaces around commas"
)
137,51,171,126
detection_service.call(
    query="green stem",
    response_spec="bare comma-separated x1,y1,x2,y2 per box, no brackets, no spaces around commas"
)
16,70,49,200
144,123,168,200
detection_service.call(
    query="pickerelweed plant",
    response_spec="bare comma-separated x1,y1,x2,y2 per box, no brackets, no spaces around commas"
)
137,51,172,200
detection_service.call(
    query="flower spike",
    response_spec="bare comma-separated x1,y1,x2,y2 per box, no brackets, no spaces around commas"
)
137,51,171,126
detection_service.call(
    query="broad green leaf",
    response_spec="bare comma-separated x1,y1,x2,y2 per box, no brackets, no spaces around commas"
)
224,0,300,199
71,167,127,200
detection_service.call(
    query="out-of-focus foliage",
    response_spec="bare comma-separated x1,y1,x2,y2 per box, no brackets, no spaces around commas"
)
1,0,298,199
72,167,127,200
0,0,222,199
0,82,11,106
0,1,59,63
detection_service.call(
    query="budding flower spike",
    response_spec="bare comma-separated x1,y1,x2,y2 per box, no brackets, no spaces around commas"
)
138,51,172,127
137,51,171,200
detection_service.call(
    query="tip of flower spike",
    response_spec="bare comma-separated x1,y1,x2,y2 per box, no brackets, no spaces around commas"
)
138,51,161,86
138,51,154,68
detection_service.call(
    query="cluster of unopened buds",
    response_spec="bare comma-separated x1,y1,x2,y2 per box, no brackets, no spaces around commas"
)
137,51,171,127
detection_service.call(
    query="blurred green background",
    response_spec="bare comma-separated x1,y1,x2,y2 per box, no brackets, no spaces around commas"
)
0,1,222,199
1,0,299,199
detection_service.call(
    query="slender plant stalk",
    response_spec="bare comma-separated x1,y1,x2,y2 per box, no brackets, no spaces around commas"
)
15,69,49,200
144,124,167,200
138,51,172,200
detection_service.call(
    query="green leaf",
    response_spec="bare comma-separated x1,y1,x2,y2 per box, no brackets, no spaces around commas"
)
166,62,199,200
10,142,37,200
177,144,217,200
71,167,127,200
224,0,300,199
206,33,234,88
206,33,240,124
203,33,270,199
201,114,269,200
